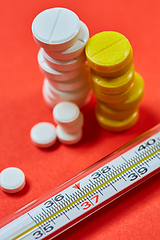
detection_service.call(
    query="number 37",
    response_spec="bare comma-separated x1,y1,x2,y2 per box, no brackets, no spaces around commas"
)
81,195,99,210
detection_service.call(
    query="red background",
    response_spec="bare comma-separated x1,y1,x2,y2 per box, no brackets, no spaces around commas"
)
0,0,160,239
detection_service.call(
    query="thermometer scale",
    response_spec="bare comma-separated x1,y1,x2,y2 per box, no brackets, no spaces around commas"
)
0,124,160,240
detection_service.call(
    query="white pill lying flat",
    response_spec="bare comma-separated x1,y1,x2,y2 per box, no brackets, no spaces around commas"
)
30,122,57,148
0,167,25,194
44,21,89,60
38,49,84,81
56,125,82,144
42,48,86,72
32,8,80,51
53,101,80,127
61,112,84,133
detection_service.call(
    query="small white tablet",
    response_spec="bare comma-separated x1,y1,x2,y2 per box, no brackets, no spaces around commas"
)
0,167,25,194
53,101,80,127
32,8,80,51
44,21,89,60
38,49,84,81
30,122,57,148
61,112,84,133
42,48,86,72
56,125,82,144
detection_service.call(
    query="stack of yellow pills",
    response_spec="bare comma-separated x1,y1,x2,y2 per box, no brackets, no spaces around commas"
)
85,31,144,132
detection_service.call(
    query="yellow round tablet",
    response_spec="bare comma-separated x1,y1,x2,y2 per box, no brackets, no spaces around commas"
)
107,72,144,110
95,107,139,132
92,80,134,103
91,64,135,94
96,100,138,120
85,31,133,77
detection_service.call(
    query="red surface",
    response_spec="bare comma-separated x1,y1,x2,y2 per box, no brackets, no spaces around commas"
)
0,0,160,239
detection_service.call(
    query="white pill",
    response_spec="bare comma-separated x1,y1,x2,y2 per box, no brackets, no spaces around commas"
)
0,167,25,194
73,90,92,108
43,79,57,101
46,63,90,91
32,8,80,51
53,101,80,127
42,91,55,109
38,49,84,81
30,122,57,148
44,21,89,60
42,82,92,109
44,79,90,101
47,71,90,92
56,125,82,144
42,79,92,109
61,112,84,133
42,84,58,109
42,48,86,72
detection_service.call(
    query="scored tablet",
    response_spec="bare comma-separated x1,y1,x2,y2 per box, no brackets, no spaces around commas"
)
44,21,89,60
32,8,81,51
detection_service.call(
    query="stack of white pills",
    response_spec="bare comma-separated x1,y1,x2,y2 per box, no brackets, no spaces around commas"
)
32,8,91,109
53,101,83,144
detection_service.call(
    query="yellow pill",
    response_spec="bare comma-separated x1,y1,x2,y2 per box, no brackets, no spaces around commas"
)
107,72,144,110
96,100,138,120
92,80,134,103
95,107,139,132
85,31,133,77
91,64,135,94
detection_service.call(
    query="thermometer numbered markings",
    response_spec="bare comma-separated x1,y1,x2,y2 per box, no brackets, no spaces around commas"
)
1,131,160,240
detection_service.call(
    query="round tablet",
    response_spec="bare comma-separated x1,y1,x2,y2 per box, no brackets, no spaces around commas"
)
107,72,144,110
96,108,139,132
32,8,80,51
42,85,58,109
56,125,82,144
61,112,84,133
73,90,92,108
38,49,84,81
96,100,138,120
44,21,89,60
47,65,90,91
30,122,57,148
85,31,133,77
92,81,134,104
91,64,135,94
42,48,86,72
0,167,25,194
44,78,91,102
42,80,92,109
53,101,80,127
